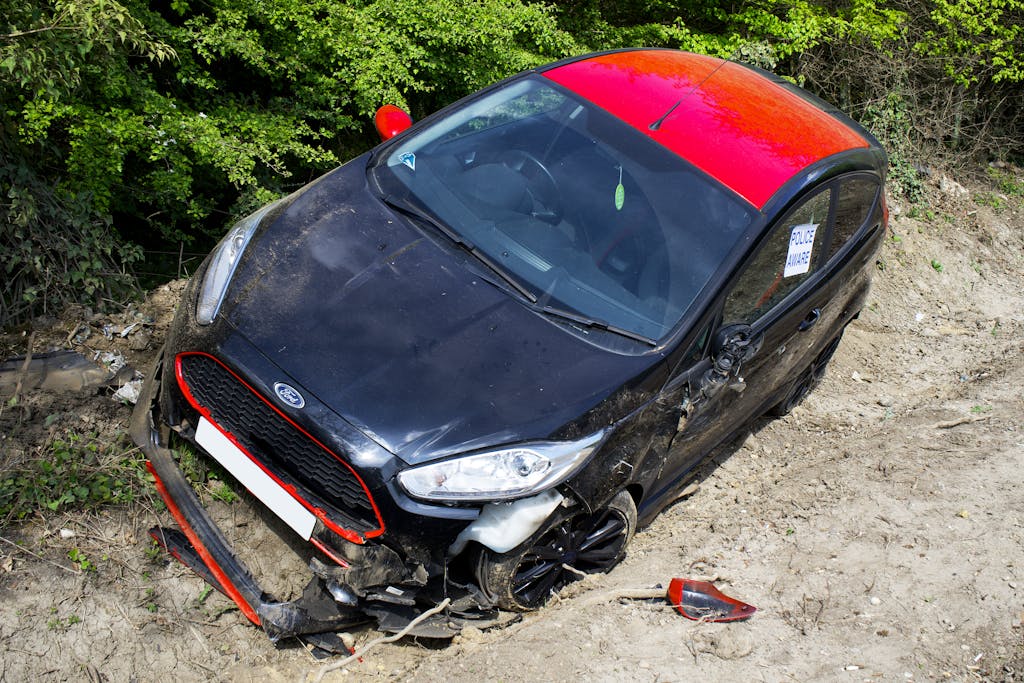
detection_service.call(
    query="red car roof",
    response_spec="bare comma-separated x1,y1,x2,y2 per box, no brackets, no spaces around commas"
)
544,50,871,209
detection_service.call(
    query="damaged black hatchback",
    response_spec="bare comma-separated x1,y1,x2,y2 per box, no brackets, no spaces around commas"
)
131,49,887,641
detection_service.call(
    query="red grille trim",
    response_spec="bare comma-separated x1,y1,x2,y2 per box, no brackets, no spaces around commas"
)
174,351,385,544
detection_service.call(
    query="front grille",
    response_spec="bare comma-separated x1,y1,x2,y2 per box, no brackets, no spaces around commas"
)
176,353,380,535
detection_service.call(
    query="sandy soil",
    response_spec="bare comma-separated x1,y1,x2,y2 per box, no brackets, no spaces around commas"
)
0,170,1021,682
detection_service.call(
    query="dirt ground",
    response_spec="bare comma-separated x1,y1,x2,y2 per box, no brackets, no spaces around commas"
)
0,168,1021,682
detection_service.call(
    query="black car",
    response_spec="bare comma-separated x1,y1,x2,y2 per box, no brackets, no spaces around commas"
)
131,48,887,641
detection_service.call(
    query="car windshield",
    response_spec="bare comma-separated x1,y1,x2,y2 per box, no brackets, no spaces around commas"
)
369,76,755,341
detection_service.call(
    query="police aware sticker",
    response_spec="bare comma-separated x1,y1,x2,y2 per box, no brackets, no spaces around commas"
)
784,222,818,277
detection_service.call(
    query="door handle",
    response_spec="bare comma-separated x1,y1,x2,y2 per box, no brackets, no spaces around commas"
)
798,308,821,331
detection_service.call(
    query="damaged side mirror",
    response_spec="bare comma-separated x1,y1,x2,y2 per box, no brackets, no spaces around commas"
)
703,324,762,397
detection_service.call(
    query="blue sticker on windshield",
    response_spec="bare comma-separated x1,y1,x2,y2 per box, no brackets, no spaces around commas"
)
400,153,416,171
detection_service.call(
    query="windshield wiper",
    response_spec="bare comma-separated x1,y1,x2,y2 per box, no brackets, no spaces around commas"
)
381,194,653,346
381,195,538,303
534,304,657,346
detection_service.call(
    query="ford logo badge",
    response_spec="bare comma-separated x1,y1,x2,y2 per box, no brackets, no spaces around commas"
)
273,382,305,409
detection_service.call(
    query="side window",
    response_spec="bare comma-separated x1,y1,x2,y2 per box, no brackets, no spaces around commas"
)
827,177,880,261
723,189,831,324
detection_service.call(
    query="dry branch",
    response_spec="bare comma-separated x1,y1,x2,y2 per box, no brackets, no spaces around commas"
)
929,415,992,429
309,598,452,682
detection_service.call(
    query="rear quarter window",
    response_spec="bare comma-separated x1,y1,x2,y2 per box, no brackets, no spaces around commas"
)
827,177,880,261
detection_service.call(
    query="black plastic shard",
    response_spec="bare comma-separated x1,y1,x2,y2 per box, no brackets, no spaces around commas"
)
149,527,228,597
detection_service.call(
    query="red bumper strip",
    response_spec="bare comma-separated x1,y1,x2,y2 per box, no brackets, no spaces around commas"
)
131,352,367,641
147,461,261,625
174,352,385,543
310,537,351,569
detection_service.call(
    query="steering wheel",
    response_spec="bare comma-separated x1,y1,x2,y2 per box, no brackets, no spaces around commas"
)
500,150,563,225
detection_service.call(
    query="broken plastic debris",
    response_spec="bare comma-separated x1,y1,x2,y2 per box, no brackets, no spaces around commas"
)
448,488,563,555
120,322,141,338
0,351,128,394
667,578,757,622
112,379,144,405
94,350,127,374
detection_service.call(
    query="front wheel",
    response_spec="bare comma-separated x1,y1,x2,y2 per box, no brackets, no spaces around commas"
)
473,490,637,611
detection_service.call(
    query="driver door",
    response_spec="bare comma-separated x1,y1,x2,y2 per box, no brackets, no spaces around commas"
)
648,187,837,494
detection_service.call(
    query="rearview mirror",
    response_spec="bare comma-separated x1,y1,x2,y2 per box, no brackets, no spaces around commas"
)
374,105,413,141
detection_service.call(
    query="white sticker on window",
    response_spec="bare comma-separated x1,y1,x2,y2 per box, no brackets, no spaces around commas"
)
784,222,818,277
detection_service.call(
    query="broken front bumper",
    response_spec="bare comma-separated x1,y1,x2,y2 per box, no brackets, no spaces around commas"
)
130,353,370,641
130,352,510,642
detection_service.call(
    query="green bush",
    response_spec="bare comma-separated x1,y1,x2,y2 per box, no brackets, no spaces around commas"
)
917,0,1024,87
1,0,581,327
1,0,1022,327
1,0,172,321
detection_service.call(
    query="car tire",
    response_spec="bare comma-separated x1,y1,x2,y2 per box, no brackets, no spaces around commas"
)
473,490,637,611
768,329,845,417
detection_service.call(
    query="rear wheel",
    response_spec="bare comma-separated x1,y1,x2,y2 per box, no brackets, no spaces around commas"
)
768,329,845,416
474,490,637,611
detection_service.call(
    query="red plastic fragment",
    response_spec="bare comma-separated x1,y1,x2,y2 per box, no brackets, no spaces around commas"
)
667,578,757,622
147,461,262,625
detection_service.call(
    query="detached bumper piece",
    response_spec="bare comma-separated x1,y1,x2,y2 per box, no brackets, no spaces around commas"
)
131,354,505,644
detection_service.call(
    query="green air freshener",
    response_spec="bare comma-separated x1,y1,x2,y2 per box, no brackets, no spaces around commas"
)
614,166,625,211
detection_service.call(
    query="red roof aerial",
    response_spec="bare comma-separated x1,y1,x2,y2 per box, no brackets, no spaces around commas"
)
544,50,870,209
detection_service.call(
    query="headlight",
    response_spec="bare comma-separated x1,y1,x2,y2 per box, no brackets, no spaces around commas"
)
396,430,605,503
196,200,281,325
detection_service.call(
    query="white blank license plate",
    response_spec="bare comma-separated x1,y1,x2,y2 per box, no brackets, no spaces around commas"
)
195,416,317,540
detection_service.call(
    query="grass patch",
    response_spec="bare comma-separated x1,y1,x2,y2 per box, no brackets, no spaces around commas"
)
47,613,82,631
973,192,1007,210
172,436,238,504
987,167,1024,197
0,430,149,524
68,547,96,572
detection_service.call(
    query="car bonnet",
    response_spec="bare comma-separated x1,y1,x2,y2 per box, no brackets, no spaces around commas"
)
220,157,656,464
